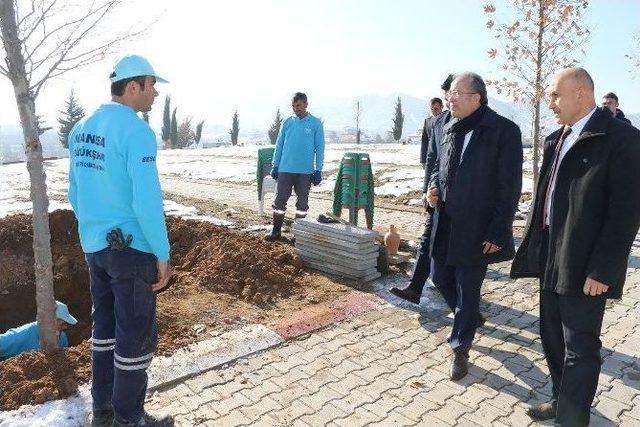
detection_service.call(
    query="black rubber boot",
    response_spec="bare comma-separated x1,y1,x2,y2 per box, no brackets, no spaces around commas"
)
265,213,285,241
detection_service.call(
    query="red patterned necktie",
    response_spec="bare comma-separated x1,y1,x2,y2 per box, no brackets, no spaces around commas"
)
542,126,572,228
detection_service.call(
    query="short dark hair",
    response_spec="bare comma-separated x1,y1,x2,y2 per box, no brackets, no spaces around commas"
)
110,75,146,96
441,74,455,92
430,97,443,106
292,92,307,103
603,92,619,102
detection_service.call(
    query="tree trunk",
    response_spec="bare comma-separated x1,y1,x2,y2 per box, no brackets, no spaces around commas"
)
0,0,58,350
533,100,541,188
532,0,545,189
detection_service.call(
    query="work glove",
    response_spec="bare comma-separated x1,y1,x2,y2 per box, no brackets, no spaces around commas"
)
270,167,278,180
311,170,322,186
106,228,133,250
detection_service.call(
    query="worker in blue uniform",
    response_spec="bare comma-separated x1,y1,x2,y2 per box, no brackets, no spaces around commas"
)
0,300,77,358
68,54,173,427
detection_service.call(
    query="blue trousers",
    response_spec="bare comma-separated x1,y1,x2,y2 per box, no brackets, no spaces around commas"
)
86,247,158,424
431,209,487,354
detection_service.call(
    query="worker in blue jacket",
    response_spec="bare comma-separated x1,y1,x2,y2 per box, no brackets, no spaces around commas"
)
67,54,173,427
0,300,77,359
266,92,325,241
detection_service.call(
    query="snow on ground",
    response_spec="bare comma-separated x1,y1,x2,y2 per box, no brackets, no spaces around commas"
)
0,160,229,224
0,143,533,219
0,385,91,427
0,160,71,218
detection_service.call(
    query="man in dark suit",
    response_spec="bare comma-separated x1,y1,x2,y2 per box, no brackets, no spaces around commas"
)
420,97,445,168
511,68,640,426
601,92,632,125
427,72,523,380
391,74,454,304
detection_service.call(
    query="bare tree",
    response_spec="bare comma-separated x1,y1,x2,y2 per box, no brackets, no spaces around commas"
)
626,31,640,79
355,100,362,144
0,0,148,351
484,0,589,186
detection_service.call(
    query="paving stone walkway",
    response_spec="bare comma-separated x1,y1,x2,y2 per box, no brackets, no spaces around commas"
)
146,236,640,426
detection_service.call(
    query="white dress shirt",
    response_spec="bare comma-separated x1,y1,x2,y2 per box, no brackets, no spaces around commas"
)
461,131,473,161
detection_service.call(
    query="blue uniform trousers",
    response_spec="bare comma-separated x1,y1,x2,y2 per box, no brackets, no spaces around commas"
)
86,247,158,424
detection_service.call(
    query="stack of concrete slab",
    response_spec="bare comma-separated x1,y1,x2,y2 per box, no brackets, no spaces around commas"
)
293,219,381,281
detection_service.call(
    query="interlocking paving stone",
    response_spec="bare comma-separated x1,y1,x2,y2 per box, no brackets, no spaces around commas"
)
146,235,640,426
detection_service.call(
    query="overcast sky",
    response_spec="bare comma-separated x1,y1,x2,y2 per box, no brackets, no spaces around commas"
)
0,0,638,131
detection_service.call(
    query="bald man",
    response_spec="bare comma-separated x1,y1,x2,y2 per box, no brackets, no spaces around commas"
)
512,68,640,426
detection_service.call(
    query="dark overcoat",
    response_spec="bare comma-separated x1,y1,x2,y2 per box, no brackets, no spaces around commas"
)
511,107,640,299
432,107,523,266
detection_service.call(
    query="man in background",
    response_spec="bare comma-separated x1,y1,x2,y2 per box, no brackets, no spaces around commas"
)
266,92,325,241
420,97,444,168
390,74,454,304
602,92,632,124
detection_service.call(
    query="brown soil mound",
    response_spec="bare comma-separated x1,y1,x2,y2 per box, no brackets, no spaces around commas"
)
0,210,343,410
170,216,304,305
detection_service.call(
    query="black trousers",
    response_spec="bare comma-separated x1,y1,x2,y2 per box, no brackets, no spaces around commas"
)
539,230,606,427
431,208,487,354
408,212,434,293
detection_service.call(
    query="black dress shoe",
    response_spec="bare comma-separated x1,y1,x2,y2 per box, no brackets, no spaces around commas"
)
477,313,486,328
526,401,557,421
449,351,469,381
389,286,421,304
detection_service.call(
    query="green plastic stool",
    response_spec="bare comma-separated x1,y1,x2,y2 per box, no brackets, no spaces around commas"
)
257,147,275,215
332,152,374,229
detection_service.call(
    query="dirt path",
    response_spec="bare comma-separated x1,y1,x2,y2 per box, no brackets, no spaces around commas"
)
161,176,429,241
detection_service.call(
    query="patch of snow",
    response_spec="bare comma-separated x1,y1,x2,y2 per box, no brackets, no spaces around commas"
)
0,384,91,427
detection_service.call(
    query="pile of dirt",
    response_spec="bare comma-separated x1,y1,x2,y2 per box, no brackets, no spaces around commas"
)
0,210,347,410
169,216,304,305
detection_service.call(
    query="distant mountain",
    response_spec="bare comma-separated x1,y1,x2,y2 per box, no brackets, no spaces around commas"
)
197,93,535,140
312,93,530,135
0,124,66,163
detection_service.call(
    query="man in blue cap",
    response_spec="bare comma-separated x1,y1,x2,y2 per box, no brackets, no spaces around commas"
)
0,301,77,359
67,54,173,427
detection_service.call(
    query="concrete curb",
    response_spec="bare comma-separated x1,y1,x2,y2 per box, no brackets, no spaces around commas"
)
147,289,387,392
147,324,284,391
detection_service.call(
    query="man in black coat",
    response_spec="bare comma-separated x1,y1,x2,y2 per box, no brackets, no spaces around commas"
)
602,92,633,125
420,97,445,168
426,72,523,380
511,68,640,426
391,74,454,304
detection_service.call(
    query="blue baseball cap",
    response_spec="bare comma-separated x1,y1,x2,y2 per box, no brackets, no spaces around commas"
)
109,54,168,83
55,301,78,325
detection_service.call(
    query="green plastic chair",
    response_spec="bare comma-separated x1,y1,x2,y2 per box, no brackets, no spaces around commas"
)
257,147,275,215
332,152,374,229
